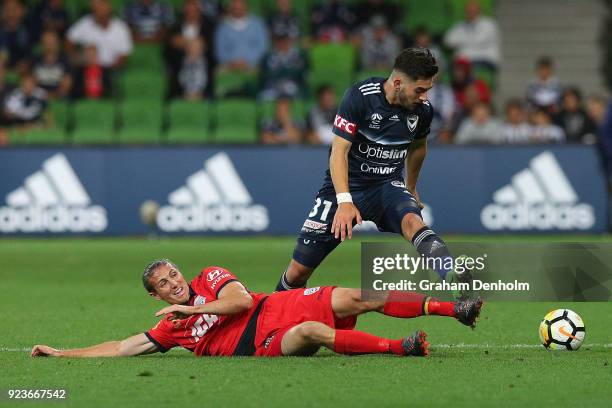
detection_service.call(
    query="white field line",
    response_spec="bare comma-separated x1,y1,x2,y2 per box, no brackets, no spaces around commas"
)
432,343,612,349
3,344,612,353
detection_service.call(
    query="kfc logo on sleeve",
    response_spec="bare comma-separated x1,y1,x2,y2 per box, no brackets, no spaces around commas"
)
334,115,357,136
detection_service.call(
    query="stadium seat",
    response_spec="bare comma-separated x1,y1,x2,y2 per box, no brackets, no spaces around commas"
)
214,70,258,98
109,0,126,14
309,43,357,97
127,45,164,72
404,0,451,37
22,100,69,144
71,99,117,144
213,98,258,143
118,100,163,144
258,98,307,122
354,69,389,82
165,100,211,144
121,71,166,100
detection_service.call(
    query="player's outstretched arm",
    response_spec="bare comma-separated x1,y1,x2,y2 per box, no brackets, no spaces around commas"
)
31,333,159,358
330,136,362,241
156,281,253,319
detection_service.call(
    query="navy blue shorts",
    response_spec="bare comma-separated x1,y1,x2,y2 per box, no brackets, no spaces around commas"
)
293,179,422,268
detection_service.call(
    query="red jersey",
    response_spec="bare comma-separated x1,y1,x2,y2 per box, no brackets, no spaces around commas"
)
145,266,266,357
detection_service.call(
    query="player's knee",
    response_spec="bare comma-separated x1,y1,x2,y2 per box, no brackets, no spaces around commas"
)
288,259,313,280
344,289,370,312
402,213,426,239
294,321,330,343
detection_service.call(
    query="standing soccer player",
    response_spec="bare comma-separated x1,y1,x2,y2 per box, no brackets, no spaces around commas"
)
275,48,469,293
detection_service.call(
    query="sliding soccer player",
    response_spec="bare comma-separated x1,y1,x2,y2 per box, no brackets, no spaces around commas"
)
31,259,481,358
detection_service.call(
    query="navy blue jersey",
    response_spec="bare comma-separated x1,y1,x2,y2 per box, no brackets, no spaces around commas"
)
322,77,433,191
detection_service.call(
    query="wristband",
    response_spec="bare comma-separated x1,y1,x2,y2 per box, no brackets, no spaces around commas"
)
336,192,353,204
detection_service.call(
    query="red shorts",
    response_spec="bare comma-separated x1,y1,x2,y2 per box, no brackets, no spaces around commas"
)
254,286,357,357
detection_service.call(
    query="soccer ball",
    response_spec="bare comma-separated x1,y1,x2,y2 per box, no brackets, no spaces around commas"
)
539,309,586,350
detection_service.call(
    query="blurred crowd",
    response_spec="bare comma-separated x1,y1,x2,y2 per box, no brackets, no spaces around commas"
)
0,0,611,170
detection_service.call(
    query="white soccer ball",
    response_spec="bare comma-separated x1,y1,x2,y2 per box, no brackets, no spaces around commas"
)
539,309,586,350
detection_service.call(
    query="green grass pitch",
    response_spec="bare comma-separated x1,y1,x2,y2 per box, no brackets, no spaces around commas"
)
2,236,611,407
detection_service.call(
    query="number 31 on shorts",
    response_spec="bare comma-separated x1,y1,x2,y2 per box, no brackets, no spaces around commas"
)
308,198,333,221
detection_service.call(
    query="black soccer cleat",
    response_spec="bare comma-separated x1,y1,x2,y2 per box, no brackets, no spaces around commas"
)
446,254,476,301
402,330,429,357
454,297,483,328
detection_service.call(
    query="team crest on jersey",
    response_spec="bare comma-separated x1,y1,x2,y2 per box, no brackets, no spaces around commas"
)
406,114,419,132
194,295,206,306
369,113,383,129
304,287,321,296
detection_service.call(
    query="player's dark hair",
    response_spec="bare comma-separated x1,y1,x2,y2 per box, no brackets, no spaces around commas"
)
393,47,438,80
142,258,176,292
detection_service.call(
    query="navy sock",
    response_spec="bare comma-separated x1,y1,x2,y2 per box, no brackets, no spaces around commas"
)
275,269,306,292
411,227,453,280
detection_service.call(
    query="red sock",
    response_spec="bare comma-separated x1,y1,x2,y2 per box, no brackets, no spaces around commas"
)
426,298,456,317
333,330,404,355
382,291,426,318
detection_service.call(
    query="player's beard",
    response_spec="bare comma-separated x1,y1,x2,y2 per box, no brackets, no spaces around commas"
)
398,91,416,110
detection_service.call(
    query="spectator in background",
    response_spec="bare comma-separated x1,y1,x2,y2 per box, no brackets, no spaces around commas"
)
454,102,502,144
0,65,11,145
215,0,269,71
124,0,175,43
526,56,563,112
412,27,447,74
586,96,612,187
267,0,300,41
500,99,531,144
165,0,214,98
451,57,491,109
359,15,400,71
28,0,70,42
0,0,33,72
306,84,337,144
198,0,223,21
553,87,597,143
66,0,133,69
2,74,48,130
31,30,72,99
178,37,207,100
529,107,565,143
310,0,356,43
258,27,308,101
71,45,112,99
353,0,401,31
427,69,456,143
260,96,302,144
444,0,500,72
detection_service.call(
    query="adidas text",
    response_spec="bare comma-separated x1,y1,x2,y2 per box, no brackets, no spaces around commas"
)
481,202,594,230
157,204,268,232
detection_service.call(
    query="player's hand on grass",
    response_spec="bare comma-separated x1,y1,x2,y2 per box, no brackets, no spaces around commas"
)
155,304,194,320
332,202,362,241
31,345,61,357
